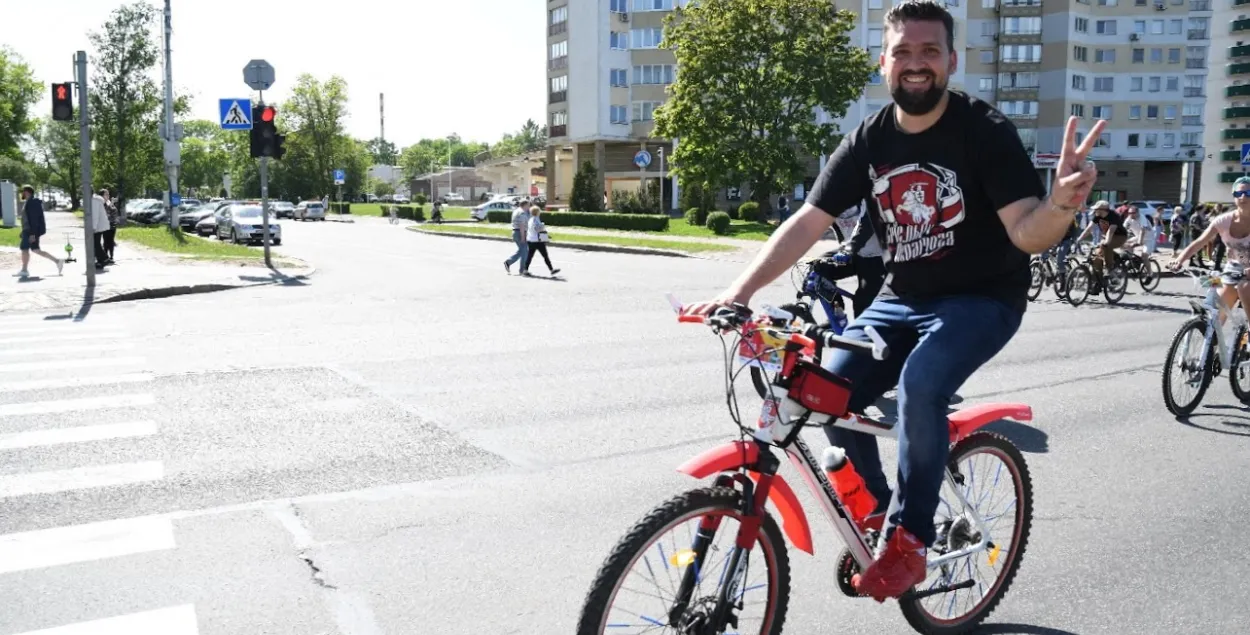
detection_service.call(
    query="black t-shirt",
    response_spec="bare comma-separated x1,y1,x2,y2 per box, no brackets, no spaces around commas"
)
805,91,1045,313
1093,209,1127,237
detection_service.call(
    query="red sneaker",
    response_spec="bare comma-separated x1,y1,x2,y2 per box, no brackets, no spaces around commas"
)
851,527,927,602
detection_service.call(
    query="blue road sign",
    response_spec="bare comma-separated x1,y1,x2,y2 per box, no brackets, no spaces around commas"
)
1241,142,1250,167
633,150,652,169
170,193,182,207
219,98,253,130
333,169,346,185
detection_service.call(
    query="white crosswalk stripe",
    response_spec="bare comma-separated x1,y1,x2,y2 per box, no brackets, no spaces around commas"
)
0,315,200,634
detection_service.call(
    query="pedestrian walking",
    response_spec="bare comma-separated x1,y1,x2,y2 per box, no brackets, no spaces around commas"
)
524,206,561,277
14,185,63,279
503,199,532,275
776,196,791,224
90,189,111,271
101,188,120,264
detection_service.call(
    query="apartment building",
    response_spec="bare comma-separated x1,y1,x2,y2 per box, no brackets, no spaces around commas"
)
1199,2,1250,203
546,0,1204,209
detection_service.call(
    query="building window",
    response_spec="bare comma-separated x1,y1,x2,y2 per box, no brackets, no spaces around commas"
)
630,28,663,49
982,0,994,6
979,77,994,92
1095,20,1117,34
1075,17,1089,33
1128,133,1140,147
1182,132,1201,146
1072,74,1086,90
551,75,568,93
610,105,629,125
1169,19,1183,34
1097,133,1111,148
632,101,661,122
980,50,995,64
1100,49,1119,64
609,69,627,87
981,21,997,37
1071,104,1085,117
869,0,883,8
869,28,883,46
550,40,567,59
1145,133,1158,148
1164,105,1177,120
1098,0,1117,5
1147,105,1159,119
1074,46,1088,62
1166,76,1179,91
1151,19,1164,34
1130,105,1142,119
633,64,675,85
997,100,1039,118
1131,77,1143,91
1001,17,1042,34
1150,48,1163,64
610,32,628,50
632,0,674,10
1093,76,1114,92
1131,49,1143,63
1000,71,1039,88
1149,76,1161,92
1018,127,1037,149
1134,20,1146,34
1000,44,1041,63
610,0,627,11
1168,48,1181,63
1092,105,1113,119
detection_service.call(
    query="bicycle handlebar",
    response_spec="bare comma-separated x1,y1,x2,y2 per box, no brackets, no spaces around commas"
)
674,298,889,361
812,323,889,361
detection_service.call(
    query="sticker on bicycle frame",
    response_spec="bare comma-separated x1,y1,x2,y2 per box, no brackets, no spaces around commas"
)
758,396,780,430
737,325,786,373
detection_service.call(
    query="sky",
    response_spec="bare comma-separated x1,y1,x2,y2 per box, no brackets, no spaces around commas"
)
4,0,546,149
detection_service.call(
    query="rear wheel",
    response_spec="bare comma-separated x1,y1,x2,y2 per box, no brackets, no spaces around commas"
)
1102,265,1128,304
1139,259,1162,292
1163,317,1214,417
1026,261,1044,301
899,431,1033,635
576,487,790,635
1065,266,1091,306
1230,325,1250,405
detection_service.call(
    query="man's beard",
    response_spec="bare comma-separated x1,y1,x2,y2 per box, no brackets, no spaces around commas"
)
890,71,946,116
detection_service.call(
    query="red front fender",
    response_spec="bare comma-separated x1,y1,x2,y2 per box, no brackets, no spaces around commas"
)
676,441,814,555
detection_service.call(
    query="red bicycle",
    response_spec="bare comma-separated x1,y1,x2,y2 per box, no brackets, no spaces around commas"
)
576,298,1035,635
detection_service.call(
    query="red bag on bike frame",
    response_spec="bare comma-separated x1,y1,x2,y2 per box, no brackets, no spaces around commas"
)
788,360,852,417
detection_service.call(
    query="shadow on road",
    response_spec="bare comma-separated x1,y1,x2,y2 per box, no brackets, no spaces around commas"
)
1177,404,1250,437
240,270,309,287
1084,300,1191,315
976,623,1082,635
518,274,567,283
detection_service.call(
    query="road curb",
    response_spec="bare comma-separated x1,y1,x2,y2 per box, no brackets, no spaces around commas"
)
408,227,695,259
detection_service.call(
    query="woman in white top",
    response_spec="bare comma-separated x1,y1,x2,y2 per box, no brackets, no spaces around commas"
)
523,206,561,276
1170,176,1250,321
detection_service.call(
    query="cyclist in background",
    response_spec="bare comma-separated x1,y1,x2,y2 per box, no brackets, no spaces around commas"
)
1074,200,1127,282
819,200,888,318
1170,176,1250,323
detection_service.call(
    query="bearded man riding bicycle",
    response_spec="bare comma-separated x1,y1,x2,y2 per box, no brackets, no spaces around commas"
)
681,0,1105,602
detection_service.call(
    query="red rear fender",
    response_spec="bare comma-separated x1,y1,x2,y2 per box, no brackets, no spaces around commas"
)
948,402,1033,443
676,441,814,555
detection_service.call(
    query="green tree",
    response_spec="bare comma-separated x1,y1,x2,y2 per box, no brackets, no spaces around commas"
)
570,160,603,213
282,74,350,198
654,0,875,209
31,117,82,208
0,46,42,161
178,120,232,196
88,1,163,212
0,156,33,185
366,137,398,164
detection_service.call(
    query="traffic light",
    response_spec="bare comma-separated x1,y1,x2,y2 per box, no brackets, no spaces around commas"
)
51,83,73,121
273,134,287,160
249,105,279,158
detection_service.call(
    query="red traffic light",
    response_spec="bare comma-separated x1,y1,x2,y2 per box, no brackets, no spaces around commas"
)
55,85,68,101
261,107,275,122
51,82,74,121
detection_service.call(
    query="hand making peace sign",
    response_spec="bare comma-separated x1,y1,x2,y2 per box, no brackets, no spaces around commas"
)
1050,115,1107,211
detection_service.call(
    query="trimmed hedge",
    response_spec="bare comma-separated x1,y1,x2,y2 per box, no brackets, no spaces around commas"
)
684,208,707,226
393,205,425,221
485,210,669,231
738,201,761,223
706,211,731,235
329,202,352,214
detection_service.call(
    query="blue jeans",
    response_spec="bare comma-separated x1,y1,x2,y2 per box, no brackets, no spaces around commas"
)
820,295,1022,546
505,230,528,270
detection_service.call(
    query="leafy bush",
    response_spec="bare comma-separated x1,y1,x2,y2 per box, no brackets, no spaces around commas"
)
415,193,428,205
684,208,707,226
394,205,425,221
571,161,604,213
612,186,664,215
486,210,669,231
706,211,731,235
738,201,761,223
726,205,740,220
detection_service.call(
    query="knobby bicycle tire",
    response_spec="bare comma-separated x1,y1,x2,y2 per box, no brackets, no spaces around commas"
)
1162,316,1214,417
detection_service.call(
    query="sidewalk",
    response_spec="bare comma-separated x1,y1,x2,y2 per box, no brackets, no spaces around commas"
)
0,212,315,314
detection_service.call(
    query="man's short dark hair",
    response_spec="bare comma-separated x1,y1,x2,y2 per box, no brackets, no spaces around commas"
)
884,0,955,52
21,185,34,195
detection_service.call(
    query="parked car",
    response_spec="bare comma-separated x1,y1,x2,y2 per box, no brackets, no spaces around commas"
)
127,200,167,225
471,199,516,221
294,201,326,221
442,192,467,204
214,204,281,245
177,204,217,231
271,201,295,219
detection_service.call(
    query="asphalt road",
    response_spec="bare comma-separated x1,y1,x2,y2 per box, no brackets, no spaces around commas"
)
1,216,1248,635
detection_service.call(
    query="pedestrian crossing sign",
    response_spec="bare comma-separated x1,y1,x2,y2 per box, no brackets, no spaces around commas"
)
219,98,253,130
1242,142,1250,166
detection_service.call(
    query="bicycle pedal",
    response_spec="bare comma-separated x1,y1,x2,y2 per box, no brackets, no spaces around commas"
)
835,548,866,598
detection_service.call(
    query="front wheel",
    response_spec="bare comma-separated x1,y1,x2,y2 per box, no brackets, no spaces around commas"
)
1102,265,1128,304
1138,259,1162,292
899,431,1033,635
576,487,790,635
1230,325,1250,405
1026,261,1044,302
1065,266,1091,306
1162,316,1214,417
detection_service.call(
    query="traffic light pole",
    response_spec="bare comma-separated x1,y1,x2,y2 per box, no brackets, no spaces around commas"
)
257,94,272,268
75,51,95,287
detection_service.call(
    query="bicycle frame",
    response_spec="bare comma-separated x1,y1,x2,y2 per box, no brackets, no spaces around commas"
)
1185,271,1246,374
672,307,1033,576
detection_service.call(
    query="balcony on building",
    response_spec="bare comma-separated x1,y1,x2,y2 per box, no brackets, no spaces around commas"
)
1192,0,1212,9
1189,29,1210,40
1237,0,1250,7
549,21,567,37
1232,44,1250,59
548,56,568,71
1229,84,1250,98
999,0,1042,13
1221,149,1242,162
549,125,567,138
549,91,567,104
1234,18,1250,34
1226,106,1250,119
1222,128,1250,140
1220,172,1250,182
1229,62,1250,76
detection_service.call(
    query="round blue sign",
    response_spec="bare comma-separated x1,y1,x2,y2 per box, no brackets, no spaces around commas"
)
633,150,652,169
